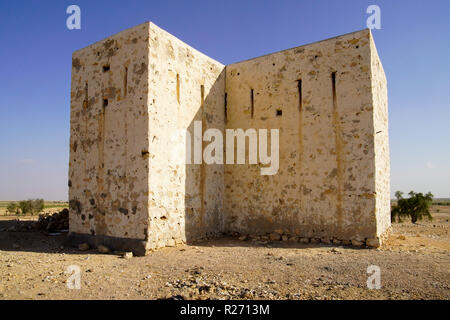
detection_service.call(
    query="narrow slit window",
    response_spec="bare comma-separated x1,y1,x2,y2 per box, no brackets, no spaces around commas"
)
276,109,282,116
103,65,110,72
331,72,337,107
250,89,254,118
123,67,128,98
176,74,180,104
103,99,108,107
297,79,302,112
83,81,88,109
200,85,205,106
224,93,228,122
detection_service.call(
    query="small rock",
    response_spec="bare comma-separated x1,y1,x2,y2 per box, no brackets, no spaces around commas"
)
78,243,90,251
282,235,289,241
269,233,281,241
366,238,380,248
122,251,133,259
97,245,110,253
397,235,406,240
351,239,364,247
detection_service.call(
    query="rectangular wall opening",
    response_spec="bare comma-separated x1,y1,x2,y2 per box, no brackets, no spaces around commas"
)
250,89,254,118
124,67,128,98
176,74,180,104
297,79,302,112
83,81,88,109
103,65,110,72
224,93,228,122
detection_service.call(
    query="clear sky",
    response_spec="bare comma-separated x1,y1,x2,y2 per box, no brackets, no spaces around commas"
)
0,0,449,200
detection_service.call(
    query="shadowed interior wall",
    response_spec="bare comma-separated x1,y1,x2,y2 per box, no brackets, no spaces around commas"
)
145,23,225,249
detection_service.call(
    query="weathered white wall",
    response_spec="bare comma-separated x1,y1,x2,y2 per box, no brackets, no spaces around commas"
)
224,29,390,244
146,23,225,250
69,23,150,241
370,33,391,241
69,23,390,254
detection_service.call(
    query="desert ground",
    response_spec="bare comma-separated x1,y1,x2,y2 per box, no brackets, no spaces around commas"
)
0,206,448,300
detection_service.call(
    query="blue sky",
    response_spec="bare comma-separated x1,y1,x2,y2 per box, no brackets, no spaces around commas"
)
0,0,449,200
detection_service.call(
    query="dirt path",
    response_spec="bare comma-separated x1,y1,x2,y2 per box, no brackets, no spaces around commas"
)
0,207,449,300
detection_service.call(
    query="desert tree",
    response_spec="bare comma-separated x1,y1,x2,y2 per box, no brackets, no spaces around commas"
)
391,191,433,223
6,202,18,215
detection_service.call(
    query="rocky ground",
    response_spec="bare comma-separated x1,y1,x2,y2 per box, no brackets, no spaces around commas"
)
0,206,448,300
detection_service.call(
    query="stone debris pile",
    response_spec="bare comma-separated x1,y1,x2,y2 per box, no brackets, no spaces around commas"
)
36,208,69,232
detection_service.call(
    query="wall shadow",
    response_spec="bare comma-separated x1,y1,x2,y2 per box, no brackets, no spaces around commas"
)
184,69,226,244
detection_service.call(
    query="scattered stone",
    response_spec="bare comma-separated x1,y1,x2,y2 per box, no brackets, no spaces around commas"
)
78,243,90,251
329,248,341,254
98,245,110,253
122,251,133,259
397,235,406,240
366,238,380,248
36,208,69,232
351,240,364,247
269,233,281,241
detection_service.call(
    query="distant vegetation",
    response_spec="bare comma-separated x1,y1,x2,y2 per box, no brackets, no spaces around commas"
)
391,191,433,223
432,198,450,206
1,200,68,216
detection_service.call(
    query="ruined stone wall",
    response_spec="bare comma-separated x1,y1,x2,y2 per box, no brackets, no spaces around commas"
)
69,23,151,245
146,23,225,249
224,29,388,244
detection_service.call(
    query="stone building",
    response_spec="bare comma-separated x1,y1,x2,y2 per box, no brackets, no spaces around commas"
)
67,22,390,255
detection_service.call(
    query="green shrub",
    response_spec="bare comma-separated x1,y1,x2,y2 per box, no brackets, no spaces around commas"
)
6,202,18,214
391,191,433,223
17,199,45,215
19,200,32,214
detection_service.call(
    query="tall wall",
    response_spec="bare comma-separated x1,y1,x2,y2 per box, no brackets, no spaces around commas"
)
370,33,391,240
224,29,389,243
68,23,390,254
68,23,151,252
145,23,225,249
